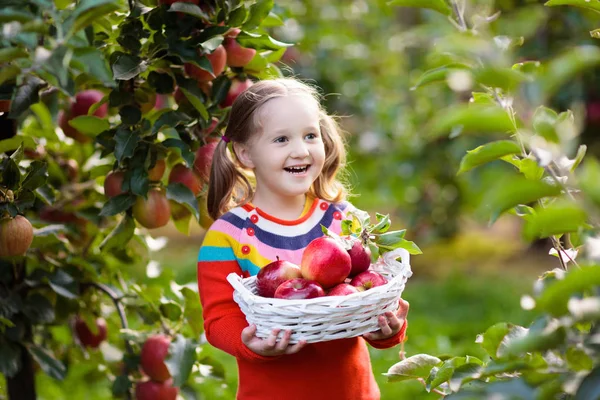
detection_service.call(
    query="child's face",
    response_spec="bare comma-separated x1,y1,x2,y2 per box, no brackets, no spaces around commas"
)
237,94,326,202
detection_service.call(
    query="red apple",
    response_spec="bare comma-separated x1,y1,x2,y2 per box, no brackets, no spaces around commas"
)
59,90,108,143
0,215,34,257
256,256,303,298
104,170,126,198
193,142,217,183
135,379,178,400
301,236,352,288
184,45,226,82
74,317,108,349
140,334,171,382
347,238,372,277
223,28,256,67
133,188,171,229
149,159,166,181
168,163,202,195
220,78,253,108
350,270,388,291
327,283,360,296
274,278,325,300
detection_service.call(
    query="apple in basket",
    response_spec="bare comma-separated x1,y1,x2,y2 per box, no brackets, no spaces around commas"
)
327,283,360,296
301,236,352,288
347,238,371,277
256,257,303,298
274,278,325,300
350,271,388,291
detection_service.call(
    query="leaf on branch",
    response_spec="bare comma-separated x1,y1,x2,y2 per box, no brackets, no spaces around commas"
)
66,0,121,36
427,104,517,140
161,139,195,167
166,183,199,220
458,140,522,174
0,339,21,378
540,46,600,99
384,354,442,382
522,202,588,241
237,32,293,51
100,215,136,251
168,2,209,19
243,0,274,30
0,136,36,154
9,76,45,119
545,0,600,13
411,63,471,90
68,116,110,137
114,128,140,162
165,334,197,387
26,343,67,381
99,193,137,217
112,54,148,80
536,266,600,316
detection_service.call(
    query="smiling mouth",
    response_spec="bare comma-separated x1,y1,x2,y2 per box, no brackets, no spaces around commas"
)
284,165,310,174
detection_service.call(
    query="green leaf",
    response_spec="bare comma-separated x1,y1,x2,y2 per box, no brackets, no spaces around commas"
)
112,54,147,80
0,47,28,63
166,183,199,220
0,9,34,23
504,325,566,357
9,77,45,119
119,105,142,125
479,175,562,223
376,230,406,246
228,6,249,26
22,293,54,324
540,46,600,99
379,238,422,255
180,88,209,120
545,0,600,13
478,322,511,358
165,335,196,387
384,354,441,382
99,194,136,217
371,213,391,234
66,0,121,36
0,136,36,154
68,116,110,137
536,266,600,316
100,215,135,251
522,203,588,241
448,363,483,392
579,157,600,206
427,357,467,391
236,32,293,51
519,158,544,181
49,269,78,299
160,301,183,321
458,140,522,174
0,65,20,86
243,0,274,30
427,104,516,140
152,111,188,135
72,47,114,86
168,2,209,19
532,106,559,142
114,128,140,162
388,0,452,15
0,339,21,378
411,63,470,90
474,67,529,91
181,287,203,337
27,343,67,381
112,374,132,397
566,347,593,371
575,367,600,400
162,139,195,170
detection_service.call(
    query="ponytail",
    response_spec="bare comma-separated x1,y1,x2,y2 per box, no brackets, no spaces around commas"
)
207,140,253,220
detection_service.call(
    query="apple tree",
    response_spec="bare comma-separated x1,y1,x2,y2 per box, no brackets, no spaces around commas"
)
383,0,600,398
0,0,290,399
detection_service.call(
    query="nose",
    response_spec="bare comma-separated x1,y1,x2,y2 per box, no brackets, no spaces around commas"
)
290,139,310,158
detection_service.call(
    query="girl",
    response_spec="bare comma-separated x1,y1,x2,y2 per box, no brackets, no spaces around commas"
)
197,78,409,400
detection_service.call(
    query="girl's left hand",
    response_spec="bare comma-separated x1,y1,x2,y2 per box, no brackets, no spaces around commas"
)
363,299,409,341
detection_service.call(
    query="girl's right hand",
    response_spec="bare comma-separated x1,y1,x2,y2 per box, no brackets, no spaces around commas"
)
241,324,307,356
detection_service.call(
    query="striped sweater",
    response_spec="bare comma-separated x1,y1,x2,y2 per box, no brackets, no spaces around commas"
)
197,197,407,400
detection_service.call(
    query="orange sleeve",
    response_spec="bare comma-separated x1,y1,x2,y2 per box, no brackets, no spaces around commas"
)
364,319,408,349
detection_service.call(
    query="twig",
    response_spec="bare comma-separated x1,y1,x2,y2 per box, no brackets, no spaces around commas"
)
451,0,467,32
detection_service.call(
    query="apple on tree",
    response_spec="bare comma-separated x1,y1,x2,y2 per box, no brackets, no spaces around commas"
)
58,90,108,143
301,236,352,288
0,215,34,257
220,78,253,108
149,159,167,182
135,379,178,400
104,170,126,198
168,163,202,196
223,28,257,67
193,142,218,184
256,256,303,298
274,278,325,300
350,270,387,292
133,188,171,229
74,317,108,349
184,45,227,82
140,334,171,382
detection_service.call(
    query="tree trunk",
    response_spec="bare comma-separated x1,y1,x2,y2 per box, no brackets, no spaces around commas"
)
7,343,36,400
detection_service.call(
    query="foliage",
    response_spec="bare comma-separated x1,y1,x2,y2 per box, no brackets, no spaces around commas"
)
382,0,600,398
0,0,289,399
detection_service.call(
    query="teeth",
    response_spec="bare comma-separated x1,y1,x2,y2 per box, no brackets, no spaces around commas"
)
285,166,308,174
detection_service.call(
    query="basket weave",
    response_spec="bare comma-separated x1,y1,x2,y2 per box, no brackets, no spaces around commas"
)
226,248,412,344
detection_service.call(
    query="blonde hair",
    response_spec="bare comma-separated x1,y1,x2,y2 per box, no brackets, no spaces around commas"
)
207,78,348,220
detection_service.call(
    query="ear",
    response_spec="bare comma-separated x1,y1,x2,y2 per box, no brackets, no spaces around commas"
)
233,142,255,169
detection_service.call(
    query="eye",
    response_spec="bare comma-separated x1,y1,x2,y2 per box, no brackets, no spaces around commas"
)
305,133,318,140
273,136,288,143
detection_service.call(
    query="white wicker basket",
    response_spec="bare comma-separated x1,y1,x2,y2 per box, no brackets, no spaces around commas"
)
226,248,413,344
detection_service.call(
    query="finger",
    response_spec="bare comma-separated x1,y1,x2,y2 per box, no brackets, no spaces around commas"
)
266,329,281,348
379,315,393,337
397,299,410,319
275,330,292,352
386,312,402,332
241,324,257,344
286,339,307,354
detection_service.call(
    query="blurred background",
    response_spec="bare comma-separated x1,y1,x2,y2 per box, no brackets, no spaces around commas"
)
103,1,600,398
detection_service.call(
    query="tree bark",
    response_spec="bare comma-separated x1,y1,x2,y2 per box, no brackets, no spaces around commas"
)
7,342,37,400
